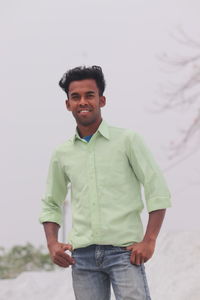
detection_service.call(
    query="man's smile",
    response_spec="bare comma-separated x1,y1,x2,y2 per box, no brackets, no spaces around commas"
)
78,108,92,115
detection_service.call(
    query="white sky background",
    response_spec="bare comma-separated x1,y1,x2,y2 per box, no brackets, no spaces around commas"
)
0,0,200,248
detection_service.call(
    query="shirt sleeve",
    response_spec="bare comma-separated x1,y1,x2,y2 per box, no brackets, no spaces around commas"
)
127,132,171,212
39,149,69,226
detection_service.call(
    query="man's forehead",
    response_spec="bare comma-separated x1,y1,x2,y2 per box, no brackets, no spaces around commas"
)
68,79,98,94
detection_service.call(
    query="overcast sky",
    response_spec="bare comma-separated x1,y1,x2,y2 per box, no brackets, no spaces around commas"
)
1,0,200,248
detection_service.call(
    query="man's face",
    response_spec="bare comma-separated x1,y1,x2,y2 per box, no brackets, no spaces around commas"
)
66,79,106,127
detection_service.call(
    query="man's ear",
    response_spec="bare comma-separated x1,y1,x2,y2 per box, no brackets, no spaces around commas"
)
99,96,106,108
65,99,71,111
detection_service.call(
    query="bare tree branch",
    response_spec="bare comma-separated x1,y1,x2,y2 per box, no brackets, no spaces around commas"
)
170,27,200,49
156,29,200,159
163,146,199,172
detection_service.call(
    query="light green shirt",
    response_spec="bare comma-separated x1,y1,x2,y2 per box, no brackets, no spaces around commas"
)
39,120,171,249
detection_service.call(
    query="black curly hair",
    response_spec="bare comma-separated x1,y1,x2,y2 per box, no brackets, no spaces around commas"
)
59,65,106,97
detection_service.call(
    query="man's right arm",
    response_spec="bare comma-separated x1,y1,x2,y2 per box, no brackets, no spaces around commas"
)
39,150,74,267
43,222,75,267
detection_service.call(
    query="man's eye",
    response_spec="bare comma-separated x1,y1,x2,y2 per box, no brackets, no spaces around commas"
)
72,96,79,100
87,94,94,98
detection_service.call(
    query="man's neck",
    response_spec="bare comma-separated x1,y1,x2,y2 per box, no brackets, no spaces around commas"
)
77,119,102,138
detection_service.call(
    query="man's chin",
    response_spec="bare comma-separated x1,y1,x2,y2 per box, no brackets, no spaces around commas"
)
78,119,96,126
74,113,101,127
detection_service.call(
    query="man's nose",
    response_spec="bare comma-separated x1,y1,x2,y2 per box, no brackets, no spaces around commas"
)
79,96,88,105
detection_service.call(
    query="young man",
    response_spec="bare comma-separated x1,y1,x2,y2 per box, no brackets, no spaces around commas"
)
39,66,171,300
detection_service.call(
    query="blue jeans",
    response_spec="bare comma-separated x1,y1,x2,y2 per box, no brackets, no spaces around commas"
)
71,244,151,300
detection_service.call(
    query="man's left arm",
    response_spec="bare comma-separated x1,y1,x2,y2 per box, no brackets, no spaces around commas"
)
126,132,172,265
126,209,166,265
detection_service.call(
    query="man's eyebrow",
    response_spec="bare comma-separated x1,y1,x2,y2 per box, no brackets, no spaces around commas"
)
70,92,80,96
86,91,95,94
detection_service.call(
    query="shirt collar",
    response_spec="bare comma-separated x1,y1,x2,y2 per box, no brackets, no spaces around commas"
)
73,119,110,143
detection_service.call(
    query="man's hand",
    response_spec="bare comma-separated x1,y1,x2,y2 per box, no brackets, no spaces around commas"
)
126,209,166,265
48,241,75,268
126,240,155,265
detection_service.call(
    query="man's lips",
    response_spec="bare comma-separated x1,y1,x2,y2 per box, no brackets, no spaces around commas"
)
78,109,92,114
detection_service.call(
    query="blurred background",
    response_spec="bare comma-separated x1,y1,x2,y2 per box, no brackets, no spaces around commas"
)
0,0,200,299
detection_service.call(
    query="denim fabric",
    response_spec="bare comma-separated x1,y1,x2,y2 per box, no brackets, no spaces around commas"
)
71,245,151,300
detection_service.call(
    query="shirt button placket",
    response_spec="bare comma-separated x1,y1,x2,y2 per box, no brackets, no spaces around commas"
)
88,140,99,242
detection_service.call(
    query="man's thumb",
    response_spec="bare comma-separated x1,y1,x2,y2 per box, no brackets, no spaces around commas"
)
63,244,73,251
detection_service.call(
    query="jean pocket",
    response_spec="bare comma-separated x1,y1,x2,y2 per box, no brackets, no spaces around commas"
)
71,249,76,257
117,246,131,252
113,247,131,256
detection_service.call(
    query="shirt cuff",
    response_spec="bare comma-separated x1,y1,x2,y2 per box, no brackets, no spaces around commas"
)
39,214,62,227
146,196,172,213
